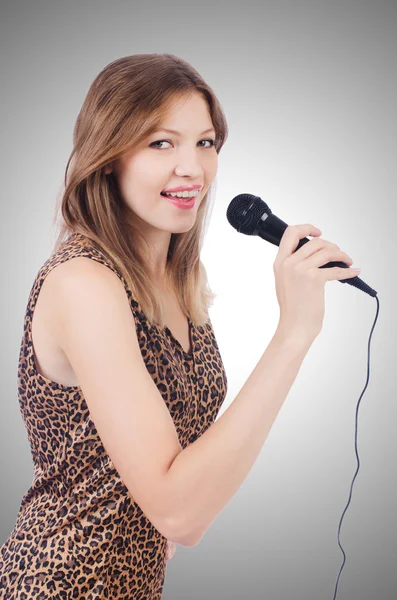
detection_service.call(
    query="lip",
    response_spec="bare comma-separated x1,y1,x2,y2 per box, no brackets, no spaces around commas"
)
162,194,196,210
162,184,203,193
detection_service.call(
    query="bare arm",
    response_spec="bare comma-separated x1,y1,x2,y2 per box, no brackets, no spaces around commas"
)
165,328,312,546
50,256,312,549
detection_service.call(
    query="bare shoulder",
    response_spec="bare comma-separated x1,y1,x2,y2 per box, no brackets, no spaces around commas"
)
35,257,110,338
43,256,121,325
46,256,119,287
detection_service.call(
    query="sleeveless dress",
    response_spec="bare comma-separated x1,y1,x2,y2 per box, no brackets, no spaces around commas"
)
0,232,228,599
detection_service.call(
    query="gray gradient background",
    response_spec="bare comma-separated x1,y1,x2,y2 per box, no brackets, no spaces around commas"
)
1,1,395,598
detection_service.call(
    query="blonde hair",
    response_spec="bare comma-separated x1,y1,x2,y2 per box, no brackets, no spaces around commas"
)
52,53,228,328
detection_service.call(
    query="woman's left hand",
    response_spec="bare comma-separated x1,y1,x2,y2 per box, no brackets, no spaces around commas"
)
165,539,176,561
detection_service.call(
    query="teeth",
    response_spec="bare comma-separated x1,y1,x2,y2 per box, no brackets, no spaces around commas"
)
163,190,200,198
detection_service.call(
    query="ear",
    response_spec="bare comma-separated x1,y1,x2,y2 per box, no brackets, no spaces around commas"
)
104,165,113,175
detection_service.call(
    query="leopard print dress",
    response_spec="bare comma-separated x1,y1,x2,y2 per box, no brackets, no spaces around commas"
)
0,232,228,599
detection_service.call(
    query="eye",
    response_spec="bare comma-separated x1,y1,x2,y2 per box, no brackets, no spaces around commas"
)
149,138,216,150
198,139,216,148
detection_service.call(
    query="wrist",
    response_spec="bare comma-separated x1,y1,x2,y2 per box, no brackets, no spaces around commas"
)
274,322,314,352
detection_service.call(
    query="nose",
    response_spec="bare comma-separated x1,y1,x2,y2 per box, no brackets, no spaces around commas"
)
174,146,204,178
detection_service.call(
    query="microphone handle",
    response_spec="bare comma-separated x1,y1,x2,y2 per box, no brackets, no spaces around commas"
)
256,213,377,298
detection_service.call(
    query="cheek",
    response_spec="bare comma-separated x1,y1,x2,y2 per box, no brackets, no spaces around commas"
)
119,167,154,198
206,154,218,177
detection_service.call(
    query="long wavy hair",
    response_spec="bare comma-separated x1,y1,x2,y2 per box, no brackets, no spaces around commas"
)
52,53,228,328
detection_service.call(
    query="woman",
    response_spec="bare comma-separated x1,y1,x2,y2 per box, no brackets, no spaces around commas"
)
0,53,358,599
0,53,229,599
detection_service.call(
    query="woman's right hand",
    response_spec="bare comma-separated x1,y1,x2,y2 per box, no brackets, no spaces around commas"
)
273,224,360,344
165,539,176,561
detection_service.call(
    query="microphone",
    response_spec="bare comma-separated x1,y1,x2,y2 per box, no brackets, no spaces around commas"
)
226,193,377,298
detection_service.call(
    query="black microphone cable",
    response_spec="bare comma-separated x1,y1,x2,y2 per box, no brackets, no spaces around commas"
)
331,294,379,599
226,193,380,600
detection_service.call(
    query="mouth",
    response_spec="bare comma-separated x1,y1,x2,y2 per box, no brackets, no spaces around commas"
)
160,191,197,209
160,190,200,201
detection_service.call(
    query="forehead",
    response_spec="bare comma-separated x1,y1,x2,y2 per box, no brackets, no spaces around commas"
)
154,93,214,132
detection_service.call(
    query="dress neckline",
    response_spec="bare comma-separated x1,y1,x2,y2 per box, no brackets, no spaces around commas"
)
158,317,194,359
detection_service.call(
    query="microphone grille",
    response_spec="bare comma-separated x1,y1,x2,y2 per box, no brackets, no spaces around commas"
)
226,193,271,235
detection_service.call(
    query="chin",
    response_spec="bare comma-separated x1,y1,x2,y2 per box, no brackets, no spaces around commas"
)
171,223,195,234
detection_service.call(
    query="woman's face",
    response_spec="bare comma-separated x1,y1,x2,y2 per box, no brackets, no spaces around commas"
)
107,92,218,237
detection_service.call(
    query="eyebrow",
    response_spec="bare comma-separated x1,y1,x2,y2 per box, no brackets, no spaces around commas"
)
154,127,216,136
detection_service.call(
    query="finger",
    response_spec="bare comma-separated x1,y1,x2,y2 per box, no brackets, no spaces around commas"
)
165,540,176,561
301,246,353,270
320,266,360,282
275,224,322,267
288,237,337,263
